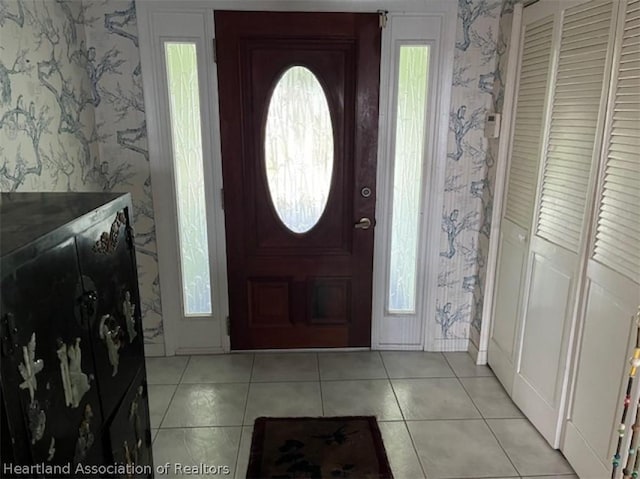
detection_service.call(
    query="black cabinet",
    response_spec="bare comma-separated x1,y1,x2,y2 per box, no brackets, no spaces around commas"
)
0,193,153,478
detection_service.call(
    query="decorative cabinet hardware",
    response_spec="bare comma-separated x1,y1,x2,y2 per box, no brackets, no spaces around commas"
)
123,291,137,342
99,314,122,376
57,337,91,408
74,404,94,464
360,186,372,198
129,385,144,450
47,437,56,461
27,400,46,444
57,340,71,405
124,439,139,471
92,211,126,254
80,290,98,318
18,333,43,402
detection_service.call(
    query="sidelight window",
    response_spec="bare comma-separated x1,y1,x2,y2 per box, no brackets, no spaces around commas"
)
388,45,430,313
164,42,212,316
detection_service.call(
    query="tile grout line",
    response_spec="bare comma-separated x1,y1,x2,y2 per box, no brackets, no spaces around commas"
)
443,355,521,477
380,351,428,479
441,351,459,377
169,375,472,385
455,375,485,420
242,354,256,425
317,353,325,416
483,417,521,477
178,355,192,383
157,355,192,430
233,353,256,478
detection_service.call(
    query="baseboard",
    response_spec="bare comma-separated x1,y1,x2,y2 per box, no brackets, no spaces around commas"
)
174,346,226,355
476,349,488,364
144,342,165,357
467,340,479,363
467,341,488,365
373,344,424,351
427,337,469,352
234,347,371,353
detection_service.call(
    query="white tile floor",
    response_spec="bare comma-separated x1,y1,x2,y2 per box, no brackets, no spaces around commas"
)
146,351,577,479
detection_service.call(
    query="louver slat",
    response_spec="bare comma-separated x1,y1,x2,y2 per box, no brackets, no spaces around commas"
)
505,17,554,229
593,0,640,284
536,1,613,253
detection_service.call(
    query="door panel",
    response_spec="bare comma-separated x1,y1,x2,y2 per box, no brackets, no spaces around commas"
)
489,220,528,394
0,240,104,467
570,279,632,465
489,0,617,452
563,0,640,475
511,0,615,448
563,267,638,478
215,12,381,349
75,208,145,419
519,252,572,405
108,367,153,476
513,244,575,443
489,4,555,397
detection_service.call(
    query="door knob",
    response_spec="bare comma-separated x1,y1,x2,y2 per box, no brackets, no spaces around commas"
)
354,217,372,230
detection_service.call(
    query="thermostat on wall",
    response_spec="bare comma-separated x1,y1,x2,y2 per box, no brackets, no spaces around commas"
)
485,112,501,139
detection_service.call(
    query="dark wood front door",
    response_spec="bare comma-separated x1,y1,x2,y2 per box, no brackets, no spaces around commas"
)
215,11,381,349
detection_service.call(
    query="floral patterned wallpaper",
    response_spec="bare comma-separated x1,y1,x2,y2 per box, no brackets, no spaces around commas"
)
0,0,164,356
82,0,163,356
1,0,519,355
436,0,506,350
0,0,99,191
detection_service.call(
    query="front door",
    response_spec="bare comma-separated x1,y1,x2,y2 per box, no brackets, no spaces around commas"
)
215,11,381,349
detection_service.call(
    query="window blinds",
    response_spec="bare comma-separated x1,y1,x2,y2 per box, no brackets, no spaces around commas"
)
505,16,554,230
592,0,640,284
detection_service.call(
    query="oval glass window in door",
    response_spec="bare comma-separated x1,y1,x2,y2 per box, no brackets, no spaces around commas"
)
264,66,334,234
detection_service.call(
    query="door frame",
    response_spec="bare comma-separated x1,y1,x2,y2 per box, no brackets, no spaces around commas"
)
477,2,524,365
137,0,457,355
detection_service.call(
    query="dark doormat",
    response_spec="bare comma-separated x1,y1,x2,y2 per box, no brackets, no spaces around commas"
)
246,416,394,479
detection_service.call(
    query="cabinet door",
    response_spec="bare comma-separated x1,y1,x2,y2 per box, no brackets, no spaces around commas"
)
108,367,153,478
489,2,555,395
0,239,104,468
75,206,145,421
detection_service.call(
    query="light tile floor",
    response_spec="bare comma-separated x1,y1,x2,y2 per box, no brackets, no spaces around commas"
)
146,351,577,479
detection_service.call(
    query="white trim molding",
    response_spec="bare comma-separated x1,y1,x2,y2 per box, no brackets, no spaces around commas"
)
371,11,457,351
137,4,229,356
476,3,523,364
137,0,456,354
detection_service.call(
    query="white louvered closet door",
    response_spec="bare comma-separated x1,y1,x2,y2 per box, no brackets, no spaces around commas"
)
564,0,640,476
488,2,556,395
512,0,617,448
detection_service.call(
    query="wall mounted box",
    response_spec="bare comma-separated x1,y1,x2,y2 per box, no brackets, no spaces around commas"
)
0,193,153,478
484,112,501,139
